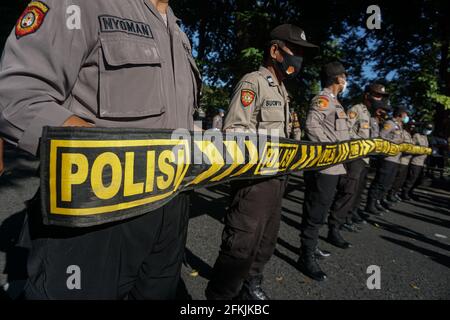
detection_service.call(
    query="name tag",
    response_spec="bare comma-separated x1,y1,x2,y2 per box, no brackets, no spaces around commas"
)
265,100,282,107
99,15,153,39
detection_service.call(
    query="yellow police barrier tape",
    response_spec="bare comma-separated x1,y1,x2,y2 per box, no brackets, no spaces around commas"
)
39,127,432,227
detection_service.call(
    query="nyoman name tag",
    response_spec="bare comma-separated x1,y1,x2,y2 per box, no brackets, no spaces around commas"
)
39,127,431,228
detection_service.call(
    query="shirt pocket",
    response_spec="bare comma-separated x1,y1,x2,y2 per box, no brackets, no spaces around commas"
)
99,36,165,118
260,106,285,122
335,110,348,131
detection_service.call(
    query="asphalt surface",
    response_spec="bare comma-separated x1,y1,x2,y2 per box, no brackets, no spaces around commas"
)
0,146,449,300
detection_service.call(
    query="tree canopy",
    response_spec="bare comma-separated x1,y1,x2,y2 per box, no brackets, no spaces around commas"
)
173,0,449,137
1,0,449,137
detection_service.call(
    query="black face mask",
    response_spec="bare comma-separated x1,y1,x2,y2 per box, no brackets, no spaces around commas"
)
276,50,303,79
368,96,387,110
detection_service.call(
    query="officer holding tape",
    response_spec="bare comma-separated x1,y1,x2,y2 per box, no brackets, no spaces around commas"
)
205,24,318,300
332,83,390,230
366,106,408,215
298,61,350,281
0,0,201,299
401,123,431,200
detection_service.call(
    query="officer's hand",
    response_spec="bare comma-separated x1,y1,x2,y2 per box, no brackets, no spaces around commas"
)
62,115,95,127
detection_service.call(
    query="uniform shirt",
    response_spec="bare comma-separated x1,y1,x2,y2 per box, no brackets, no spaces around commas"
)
223,66,289,138
370,117,381,138
211,115,223,131
305,88,349,175
0,0,202,155
348,103,372,164
410,133,429,166
380,119,404,163
348,103,371,139
400,130,413,165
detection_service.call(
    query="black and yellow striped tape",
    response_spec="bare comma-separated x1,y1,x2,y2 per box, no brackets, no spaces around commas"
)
39,127,432,227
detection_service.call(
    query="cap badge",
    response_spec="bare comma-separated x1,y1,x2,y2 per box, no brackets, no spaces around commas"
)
300,31,306,40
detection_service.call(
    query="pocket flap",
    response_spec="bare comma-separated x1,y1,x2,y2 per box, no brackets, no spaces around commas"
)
260,107,285,122
100,37,162,67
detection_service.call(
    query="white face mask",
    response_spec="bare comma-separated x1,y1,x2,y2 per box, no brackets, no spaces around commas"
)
341,79,348,94
423,129,432,135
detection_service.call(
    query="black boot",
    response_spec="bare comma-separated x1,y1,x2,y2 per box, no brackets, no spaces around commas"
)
341,217,361,233
298,251,327,281
382,196,394,207
394,193,402,202
365,198,383,216
401,191,411,201
237,275,270,300
351,209,364,224
327,226,352,249
387,191,399,203
376,200,389,213
314,247,331,260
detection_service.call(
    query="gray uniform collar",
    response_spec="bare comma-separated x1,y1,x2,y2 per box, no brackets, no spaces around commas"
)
143,1,180,28
258,66,280,87
323,87,336,99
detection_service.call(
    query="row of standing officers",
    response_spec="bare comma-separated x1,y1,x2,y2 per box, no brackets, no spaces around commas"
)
206,24,431,299
0,0,430,300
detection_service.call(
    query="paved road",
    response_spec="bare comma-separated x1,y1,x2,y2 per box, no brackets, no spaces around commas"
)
1,147,449,299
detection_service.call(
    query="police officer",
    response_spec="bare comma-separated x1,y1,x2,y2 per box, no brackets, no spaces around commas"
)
211,109,225,130
205,24,318,300
366,106,409,215
338,83,390,226
388,121,414,202
0,0,201,299
298,61,350,281
402,123,432,200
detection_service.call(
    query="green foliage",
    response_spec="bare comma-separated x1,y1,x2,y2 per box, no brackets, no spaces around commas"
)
239,47,263,72
199,85,230,114
430,93,450,110
1,0,448,137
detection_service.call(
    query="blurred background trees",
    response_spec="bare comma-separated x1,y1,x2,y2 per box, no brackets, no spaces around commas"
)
1,0,448,137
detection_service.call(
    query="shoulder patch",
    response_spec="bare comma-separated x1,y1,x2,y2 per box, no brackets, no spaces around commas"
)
241,89,256,108
348,111,357,119
15,1,50,39
316,95,330,109
383,123,392,130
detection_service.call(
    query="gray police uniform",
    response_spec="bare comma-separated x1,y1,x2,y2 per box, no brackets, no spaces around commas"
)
329,103,372,228
370,117,381,138
348,103,371,163
206,66,289,300
300,88,349,252
0,0,201,155
403,133,429,196
400,130,413,165
390,129,413,195
367,119,404,205
0,0,200,299
223,66,290,137
410,133,429,167
380,119,404,163
305,88,348,175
